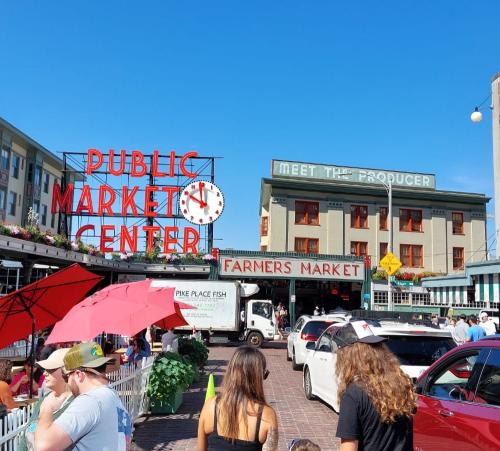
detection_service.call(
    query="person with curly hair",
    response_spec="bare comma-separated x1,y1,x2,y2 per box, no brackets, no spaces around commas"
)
334,321,416,451
0,359,18,410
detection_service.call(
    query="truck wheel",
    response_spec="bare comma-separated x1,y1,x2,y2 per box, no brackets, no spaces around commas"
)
247,331,264,348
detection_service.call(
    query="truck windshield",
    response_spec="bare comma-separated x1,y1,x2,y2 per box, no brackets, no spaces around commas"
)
383,335,456,366
252,302,273,320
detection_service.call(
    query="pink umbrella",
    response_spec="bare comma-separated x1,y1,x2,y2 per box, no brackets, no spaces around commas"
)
46,280,193,344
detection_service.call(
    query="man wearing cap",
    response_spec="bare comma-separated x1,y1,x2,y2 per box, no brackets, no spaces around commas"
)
35,342,132,451
479,312,497,336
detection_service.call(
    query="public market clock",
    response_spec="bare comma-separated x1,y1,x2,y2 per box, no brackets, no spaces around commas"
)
179,180,224,225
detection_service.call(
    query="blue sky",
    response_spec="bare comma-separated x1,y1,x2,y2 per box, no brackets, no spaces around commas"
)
1,1,499,253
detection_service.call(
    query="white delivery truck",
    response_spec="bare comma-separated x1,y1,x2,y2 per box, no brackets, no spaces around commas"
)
150,279,278,347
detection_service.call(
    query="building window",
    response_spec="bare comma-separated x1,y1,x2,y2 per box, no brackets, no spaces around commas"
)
373,291,388,304
43,172,50,193
295,237,319,254
10,154,20,178
453,247,464,270
51,212,56,229
33,200,40,214
351,241,368,257
351,205,368,228
400,244,423,268
34,166,42,187
379,207,388,230
0,188,6,210
8,192,16,216
400,208,422,232
1,148,9,171
393,293,410,305
452,212,464,234
295,201,319,225
380,242,388,259
261,217,269,236
27,163,33,182
260,245,267,252
41,204,48,226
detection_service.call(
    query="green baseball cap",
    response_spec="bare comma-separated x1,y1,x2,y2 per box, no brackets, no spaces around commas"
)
63,342,112,371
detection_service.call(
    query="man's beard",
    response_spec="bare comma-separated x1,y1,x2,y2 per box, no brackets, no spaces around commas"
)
69,379,80,396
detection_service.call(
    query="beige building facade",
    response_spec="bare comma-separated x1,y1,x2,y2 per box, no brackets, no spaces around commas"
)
0,117,79,232
260,160,489,275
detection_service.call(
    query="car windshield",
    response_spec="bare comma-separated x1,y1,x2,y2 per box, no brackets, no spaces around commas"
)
382,335,456,366
303,321,331,337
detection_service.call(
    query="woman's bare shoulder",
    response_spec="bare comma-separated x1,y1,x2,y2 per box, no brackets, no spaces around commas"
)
261,404,278,426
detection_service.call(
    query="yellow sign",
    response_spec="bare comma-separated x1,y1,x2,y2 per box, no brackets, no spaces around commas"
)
379,252,402,275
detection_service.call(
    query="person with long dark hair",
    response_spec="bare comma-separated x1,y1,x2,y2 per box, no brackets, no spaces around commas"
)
197,346,278,451
334,321,416,451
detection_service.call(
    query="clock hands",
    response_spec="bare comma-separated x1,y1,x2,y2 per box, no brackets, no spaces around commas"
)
189,194,207,208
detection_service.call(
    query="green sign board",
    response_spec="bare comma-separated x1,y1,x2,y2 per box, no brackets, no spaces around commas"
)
393,280,414,287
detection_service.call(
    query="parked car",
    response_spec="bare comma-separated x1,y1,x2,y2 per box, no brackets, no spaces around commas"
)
303,321,456,411
414,335,500,450
287,315,342,370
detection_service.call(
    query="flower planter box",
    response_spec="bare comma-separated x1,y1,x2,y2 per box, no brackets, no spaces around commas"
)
149,387,183,414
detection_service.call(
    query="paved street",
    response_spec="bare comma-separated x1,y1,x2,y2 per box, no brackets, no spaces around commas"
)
132,342,340,451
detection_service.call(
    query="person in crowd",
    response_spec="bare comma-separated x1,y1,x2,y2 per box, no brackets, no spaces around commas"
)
0,359,18,410
124,338,134,361
430,315,439,328
197,346,278,451
128,338,148,367
335,321,415,451
103,337,114,356
19,348,74,451
444,318,456,340
465,315,486,342
35,342,132,451
35,338,46,361
313,306,320,316
10,358,44,396
162,328,177,352
137,329,152,356
454,314,470,344
288,439,322,450
39,343,57,361
479,312,497,336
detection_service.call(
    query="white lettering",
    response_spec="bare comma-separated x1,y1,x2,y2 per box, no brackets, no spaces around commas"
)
358,169,367,182
278,162,290,175
423,176,430,187
387,173,395,184
291,164,299,176
324,167,332,178
367,171,376,182
300,164,308,176
414,174,422,186
405,174,414,185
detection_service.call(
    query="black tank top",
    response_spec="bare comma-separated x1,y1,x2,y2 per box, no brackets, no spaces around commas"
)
207,400,264,450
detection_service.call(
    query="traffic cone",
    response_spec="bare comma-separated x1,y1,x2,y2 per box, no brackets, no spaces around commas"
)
205,373,216,401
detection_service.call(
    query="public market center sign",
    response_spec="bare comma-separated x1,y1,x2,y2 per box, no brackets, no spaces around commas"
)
220,255,365,281
272,159,436,189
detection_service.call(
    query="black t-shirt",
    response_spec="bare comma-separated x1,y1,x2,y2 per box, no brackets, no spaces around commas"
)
336,383,413,451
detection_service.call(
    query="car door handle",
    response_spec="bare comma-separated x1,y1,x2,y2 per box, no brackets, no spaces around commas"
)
319,357,327,361
438,409,454,417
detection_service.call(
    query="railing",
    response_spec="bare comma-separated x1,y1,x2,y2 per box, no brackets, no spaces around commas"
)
0,356,154,450
0,342,30,359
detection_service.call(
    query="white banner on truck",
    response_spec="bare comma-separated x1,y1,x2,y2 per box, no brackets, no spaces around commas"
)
150,280,239,331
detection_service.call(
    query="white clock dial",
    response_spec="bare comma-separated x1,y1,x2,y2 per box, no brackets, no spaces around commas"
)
179,180,224,225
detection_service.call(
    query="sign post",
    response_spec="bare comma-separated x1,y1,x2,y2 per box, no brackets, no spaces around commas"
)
379,252,402,311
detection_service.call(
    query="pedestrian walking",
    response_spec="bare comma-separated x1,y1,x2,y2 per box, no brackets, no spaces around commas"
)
335,321,415,451
35,341,132,451
465,315,486,342
479,312,497,336
197,346,278,451
19,348,74,451
454,314,469,344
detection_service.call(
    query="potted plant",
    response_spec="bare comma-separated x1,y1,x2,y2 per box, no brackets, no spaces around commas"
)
178,337,208,382
147,352,195,414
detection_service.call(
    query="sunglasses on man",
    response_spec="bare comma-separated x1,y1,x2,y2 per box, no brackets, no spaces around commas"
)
62,367,107,382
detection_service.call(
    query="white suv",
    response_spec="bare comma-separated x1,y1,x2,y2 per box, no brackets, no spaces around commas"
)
287,315,343,370
303,320,456,411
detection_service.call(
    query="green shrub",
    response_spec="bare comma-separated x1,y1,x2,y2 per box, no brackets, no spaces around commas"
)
147,352,196,403
178,337,208,368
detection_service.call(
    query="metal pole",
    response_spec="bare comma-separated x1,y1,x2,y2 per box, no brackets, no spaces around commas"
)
388,181,393,311
491,73,500,257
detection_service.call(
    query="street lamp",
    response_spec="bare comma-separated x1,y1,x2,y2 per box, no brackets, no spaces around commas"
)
376,177,394,310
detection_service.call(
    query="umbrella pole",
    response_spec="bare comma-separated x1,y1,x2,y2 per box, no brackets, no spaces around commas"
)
29,318,35,399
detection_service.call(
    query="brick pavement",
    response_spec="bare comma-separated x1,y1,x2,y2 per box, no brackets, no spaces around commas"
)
131,342,340,451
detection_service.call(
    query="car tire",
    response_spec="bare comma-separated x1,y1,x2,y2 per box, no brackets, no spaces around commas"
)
304,367,315,400
292,348,301,371
246,331,264,348
286,346,292,361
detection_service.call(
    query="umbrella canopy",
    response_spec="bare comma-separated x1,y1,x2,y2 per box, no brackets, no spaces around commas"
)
0,263,103,349
46,280,193,343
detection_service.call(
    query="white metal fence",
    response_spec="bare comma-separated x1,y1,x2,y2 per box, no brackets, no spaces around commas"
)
0,356,154,450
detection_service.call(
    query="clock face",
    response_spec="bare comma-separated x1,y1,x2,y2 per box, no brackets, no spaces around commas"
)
179,180,224,225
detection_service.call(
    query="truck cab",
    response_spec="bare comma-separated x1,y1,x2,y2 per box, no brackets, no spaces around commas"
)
244,299,278,347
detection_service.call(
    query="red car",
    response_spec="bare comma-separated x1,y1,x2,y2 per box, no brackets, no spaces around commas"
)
414,335,500,450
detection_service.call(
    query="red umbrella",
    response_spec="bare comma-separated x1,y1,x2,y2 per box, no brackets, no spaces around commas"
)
46,281,193,343
0,263,103,349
